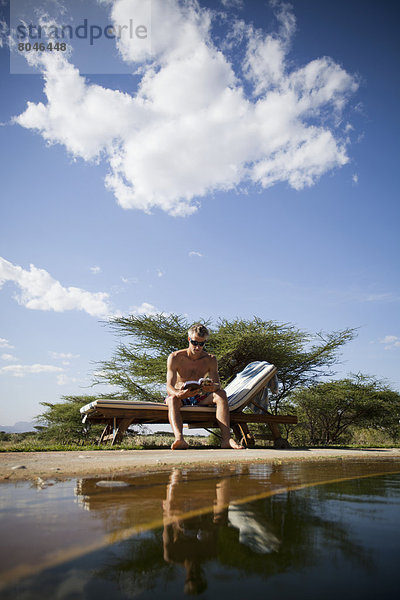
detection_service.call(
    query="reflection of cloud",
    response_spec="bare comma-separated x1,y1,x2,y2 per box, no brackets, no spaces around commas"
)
0,256,113,317
14,1,358,216
380,335,400,350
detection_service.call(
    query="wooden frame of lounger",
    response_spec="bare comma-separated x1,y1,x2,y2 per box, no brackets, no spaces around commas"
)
80,365,297,448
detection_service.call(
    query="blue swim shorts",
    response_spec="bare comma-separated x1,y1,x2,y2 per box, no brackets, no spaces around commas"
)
165,392,211,406
181,392,210,406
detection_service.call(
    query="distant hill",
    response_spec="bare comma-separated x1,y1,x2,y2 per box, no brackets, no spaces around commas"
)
0,421,37,433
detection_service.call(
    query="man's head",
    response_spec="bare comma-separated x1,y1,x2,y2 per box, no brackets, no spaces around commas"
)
187,323,209,354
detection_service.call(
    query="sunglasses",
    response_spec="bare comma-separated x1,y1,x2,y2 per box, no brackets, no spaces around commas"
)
189,339,206,347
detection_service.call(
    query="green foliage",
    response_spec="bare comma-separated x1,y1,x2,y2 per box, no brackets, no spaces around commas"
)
95,313,195,402
95,313,356,414
286,375,400,445
36,395,103,444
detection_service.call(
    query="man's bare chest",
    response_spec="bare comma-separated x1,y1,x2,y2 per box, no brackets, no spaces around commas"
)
176,357,210,381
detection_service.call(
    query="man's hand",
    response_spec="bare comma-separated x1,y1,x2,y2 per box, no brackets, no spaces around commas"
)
175,388,195,400
201,380,220,393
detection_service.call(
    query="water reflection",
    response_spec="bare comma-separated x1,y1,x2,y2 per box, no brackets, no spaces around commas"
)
162,469,280,594
1,460,400,598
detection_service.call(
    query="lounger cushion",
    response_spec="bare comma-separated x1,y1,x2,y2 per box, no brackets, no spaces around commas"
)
225,361,276,411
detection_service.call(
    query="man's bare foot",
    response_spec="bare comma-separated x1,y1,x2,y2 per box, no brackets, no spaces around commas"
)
221,438,245,450
171,439,189,450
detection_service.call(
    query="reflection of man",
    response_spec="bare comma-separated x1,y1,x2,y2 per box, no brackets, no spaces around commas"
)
165,323,244,450
162,469,234,595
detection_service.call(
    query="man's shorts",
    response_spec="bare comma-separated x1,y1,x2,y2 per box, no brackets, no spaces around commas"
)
165,392,211,406
181,392,211,406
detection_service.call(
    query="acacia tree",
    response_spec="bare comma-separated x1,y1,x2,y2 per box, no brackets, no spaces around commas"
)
36,396,103,444
94,313,356,414
285,375,400,445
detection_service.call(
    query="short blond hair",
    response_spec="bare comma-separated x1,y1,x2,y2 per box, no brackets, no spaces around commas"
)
188,323,209,338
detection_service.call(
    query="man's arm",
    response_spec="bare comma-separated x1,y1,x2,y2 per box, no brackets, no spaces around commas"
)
202,355,221,393
166,353,193,399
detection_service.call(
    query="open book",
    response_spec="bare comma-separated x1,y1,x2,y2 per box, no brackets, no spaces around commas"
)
183,377,213,391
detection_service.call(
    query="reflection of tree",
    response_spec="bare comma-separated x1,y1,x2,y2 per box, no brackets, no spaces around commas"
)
76,464,393,597
95,532,171,596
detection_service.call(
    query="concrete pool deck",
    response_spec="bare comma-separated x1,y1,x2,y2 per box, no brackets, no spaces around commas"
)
1,447,400,481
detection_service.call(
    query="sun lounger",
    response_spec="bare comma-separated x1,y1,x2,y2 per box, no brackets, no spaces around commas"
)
80,361,297,447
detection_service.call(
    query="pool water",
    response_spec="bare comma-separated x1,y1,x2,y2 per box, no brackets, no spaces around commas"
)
1,459,400,598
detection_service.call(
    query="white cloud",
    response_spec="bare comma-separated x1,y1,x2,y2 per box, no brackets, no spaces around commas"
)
352,174,359,184
380,335,400,350
363,293,397,303
121,276,139,285
0,256,113,317
56,373,79,386
0,19,8,49
221,0,244,8
49,351,80,360
129,301,160,315
90,266,101,275
0,337,13,349
1,353,17,361
189,251,203,257
0,364,64,378
157,269,164,278
14,0,358,216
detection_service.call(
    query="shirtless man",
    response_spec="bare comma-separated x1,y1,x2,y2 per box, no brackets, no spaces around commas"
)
165,323,244,450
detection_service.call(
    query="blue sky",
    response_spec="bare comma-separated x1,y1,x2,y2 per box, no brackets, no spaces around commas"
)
0,0,399,427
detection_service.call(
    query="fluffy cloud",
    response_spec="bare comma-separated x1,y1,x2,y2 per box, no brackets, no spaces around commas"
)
129,301,159,315
380,335,400,350
56,373,79,386
221,0,244,8
1,353,17,361
0,337,13,349
0,364,64,377
49,352,80,360
14,0,358,216
189,251,203,257
0,256,112,317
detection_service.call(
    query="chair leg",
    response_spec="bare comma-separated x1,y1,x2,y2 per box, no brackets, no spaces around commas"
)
111,418,133,445
99,423,112,444
268,422,291,449
232,423,255,448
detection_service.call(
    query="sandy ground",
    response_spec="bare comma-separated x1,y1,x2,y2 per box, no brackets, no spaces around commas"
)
1,447,400,481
